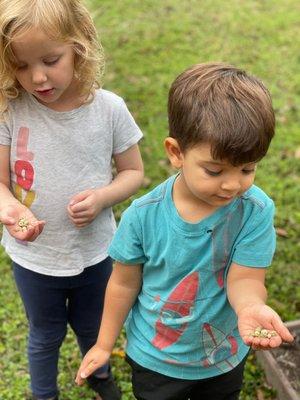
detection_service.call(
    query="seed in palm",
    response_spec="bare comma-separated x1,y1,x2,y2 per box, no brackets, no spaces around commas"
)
18,217,30,232
250,326,277,338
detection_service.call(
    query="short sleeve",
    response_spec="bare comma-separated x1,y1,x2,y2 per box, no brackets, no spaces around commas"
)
0,119,11,145
232,199,276,267
108,203,147,265
112,99,143,154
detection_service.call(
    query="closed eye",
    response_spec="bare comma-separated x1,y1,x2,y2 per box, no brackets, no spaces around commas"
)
16,64,27,70
242,169,256,175
44,57,60,66
204,168,222,176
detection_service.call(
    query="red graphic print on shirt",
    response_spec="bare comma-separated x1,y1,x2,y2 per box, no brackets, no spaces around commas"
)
152,272,199,349
14,127,35,207
202,322,239,372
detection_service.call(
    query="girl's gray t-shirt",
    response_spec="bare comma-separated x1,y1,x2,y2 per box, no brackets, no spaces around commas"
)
0,89,143,276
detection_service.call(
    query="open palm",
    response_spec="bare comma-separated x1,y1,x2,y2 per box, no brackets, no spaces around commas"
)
0,204,45,242
238,304,294,350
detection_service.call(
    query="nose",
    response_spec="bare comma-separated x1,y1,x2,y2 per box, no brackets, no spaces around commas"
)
220,177,241,192
31,67,47,85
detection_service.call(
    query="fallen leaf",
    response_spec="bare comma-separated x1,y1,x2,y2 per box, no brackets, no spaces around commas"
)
142,176,152,188
256,389,265,400
112,349,126,358
295,148,300,159
276,227,289,237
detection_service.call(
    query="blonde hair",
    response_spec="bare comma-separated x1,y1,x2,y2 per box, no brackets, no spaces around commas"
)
0,0,105,115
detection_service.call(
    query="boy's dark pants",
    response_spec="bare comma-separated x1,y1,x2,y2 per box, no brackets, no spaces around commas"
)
126,355,247,400
13,258,112,399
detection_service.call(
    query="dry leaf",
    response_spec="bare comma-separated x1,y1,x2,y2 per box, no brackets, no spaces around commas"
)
142,176,152,188
256,389,265,400
295,148,300,159
112,349,126,358
276,227,289,238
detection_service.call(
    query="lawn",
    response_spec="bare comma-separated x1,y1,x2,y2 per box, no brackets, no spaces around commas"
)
0,0,299,399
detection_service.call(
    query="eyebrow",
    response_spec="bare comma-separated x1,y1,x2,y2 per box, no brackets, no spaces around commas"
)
202,160,226,166
14,52,62,63
202,160,257,167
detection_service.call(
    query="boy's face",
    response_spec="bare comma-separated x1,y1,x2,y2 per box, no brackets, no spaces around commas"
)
165,139,257,212
11,27,77,111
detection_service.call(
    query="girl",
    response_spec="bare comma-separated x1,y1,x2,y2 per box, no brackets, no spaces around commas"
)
0,1,144,399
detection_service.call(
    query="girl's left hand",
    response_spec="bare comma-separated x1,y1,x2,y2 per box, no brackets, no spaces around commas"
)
237,304,294,350
67,189,105,228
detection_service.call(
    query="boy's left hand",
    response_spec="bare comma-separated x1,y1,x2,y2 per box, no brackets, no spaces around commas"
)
67,189,105,228
237,304,294,350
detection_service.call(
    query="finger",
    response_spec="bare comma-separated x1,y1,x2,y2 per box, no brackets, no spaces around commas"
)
69,211,90,219
75,372,85,386
23,220,45,241
0,214,16,225
31,220,46,234
74,222,89,228
268,336,283,348
70,201,89,213
80,360,100,379
257,337,275,348
70,217,89,227
69,191,89,207
271,316,294,342
24,226,40,242
36,220,46,235
242,335,253,346
76,359,100,385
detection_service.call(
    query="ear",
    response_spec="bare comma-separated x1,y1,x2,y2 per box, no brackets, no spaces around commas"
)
164,137,184,169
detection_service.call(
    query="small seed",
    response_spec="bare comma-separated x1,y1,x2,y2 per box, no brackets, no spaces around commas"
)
250,327,278,338
18,217,30,230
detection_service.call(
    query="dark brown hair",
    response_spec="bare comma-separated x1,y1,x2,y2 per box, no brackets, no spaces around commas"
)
168,62,275,165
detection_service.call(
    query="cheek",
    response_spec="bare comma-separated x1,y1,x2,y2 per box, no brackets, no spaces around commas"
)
54,62,74,83
15,72,28,86
242,176,255,190
191,175,216,194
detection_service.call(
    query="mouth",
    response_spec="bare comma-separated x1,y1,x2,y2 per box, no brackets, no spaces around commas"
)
216,194,235,200
35,88,54,96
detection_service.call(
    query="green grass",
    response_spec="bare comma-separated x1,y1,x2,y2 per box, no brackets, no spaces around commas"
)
1,0,300,399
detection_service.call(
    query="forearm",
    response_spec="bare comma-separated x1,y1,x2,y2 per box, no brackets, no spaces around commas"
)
0,145,18,209
95,264,142,353
0,182,20,210
227,277,267,316
227,263,267,316
96,168,144,209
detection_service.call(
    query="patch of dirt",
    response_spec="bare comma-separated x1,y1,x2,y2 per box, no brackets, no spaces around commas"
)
269,326,300,393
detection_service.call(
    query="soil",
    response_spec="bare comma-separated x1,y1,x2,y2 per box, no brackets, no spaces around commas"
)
269,326,300,393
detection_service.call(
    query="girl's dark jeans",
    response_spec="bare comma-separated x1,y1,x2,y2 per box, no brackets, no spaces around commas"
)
13,257,112,399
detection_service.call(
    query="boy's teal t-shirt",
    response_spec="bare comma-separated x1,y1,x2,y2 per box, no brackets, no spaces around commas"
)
108,175,276,379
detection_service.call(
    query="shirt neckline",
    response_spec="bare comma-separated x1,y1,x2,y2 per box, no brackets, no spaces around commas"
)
25,92,90,120
164,174,239,235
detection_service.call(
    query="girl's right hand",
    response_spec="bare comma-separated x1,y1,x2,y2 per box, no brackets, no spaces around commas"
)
0,204,45,242
75,345,111,386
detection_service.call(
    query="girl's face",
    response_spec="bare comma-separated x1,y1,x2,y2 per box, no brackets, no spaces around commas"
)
11,27,78,111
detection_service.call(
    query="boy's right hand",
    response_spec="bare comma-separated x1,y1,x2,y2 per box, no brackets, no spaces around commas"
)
75,345,111,386
0,204,45,242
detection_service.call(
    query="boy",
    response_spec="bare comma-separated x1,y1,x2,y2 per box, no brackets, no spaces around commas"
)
76,63,294,400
